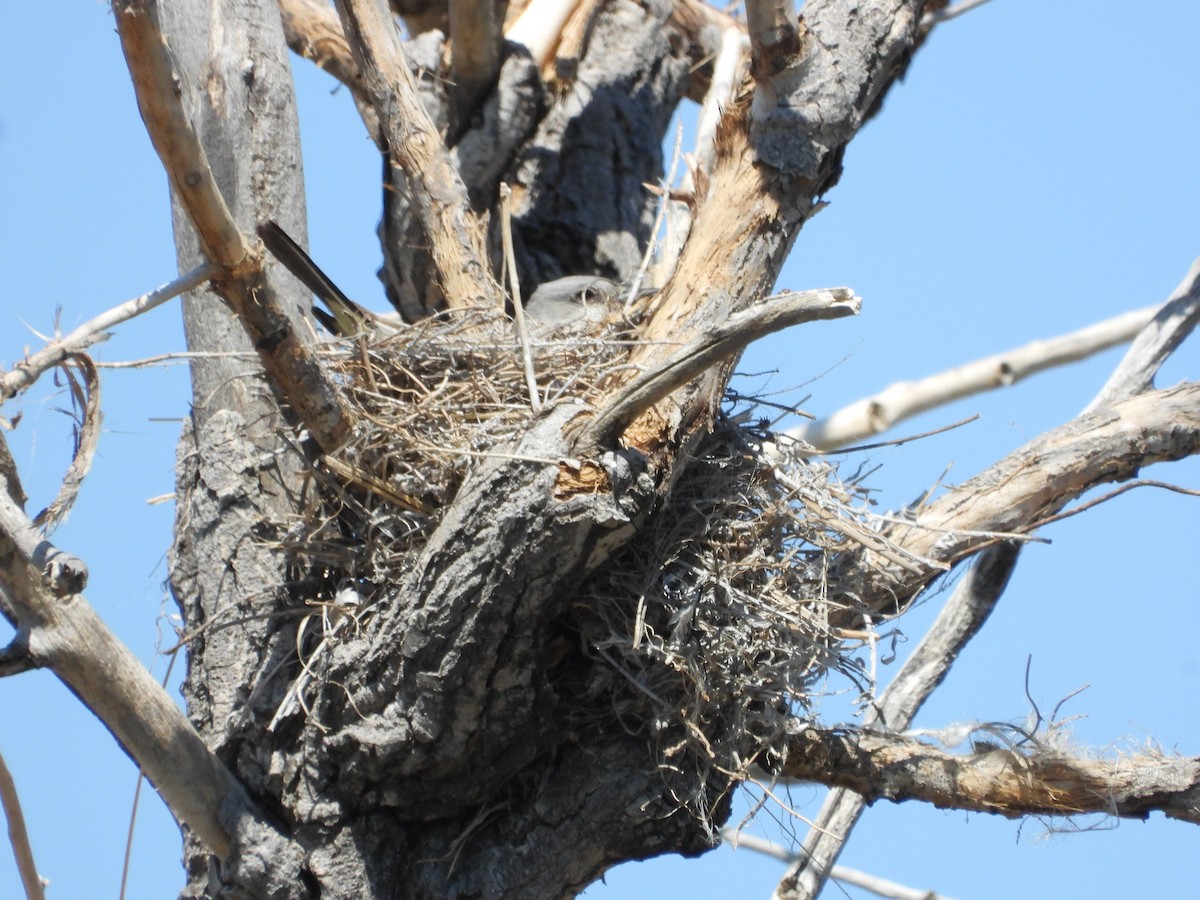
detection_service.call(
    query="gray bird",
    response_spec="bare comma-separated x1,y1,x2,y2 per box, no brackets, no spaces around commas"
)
523,276,621,328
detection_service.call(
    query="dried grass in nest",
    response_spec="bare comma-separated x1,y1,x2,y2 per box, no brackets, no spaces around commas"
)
283,305,895,817
568,417,881,821
287,304,644,599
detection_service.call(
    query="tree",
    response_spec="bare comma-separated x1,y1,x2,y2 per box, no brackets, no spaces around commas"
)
1,1,1198,898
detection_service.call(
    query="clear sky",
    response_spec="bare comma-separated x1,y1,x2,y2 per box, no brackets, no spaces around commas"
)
1,2,1198,898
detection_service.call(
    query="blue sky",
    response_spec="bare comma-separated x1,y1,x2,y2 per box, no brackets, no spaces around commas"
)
1,2,1198,898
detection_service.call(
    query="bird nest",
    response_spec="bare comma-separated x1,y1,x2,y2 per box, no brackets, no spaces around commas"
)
285,305,890,818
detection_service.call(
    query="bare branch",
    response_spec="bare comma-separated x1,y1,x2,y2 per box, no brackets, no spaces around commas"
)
793,304,1160,451
782,726,1200,825
728,832,960,900
113,0,354,452
0,264,215,405
336,0,494,309
580,288,860,450
838,383,1200,613
1087,256,1200,412
112,2,254,272
0,481,255,859
0,748,44,900
777,543,1021,900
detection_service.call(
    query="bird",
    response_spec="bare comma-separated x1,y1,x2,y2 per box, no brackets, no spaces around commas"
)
257,221,400,338
523,275,622,328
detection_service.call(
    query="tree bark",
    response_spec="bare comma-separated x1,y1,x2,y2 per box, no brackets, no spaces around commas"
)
10,1,1190,897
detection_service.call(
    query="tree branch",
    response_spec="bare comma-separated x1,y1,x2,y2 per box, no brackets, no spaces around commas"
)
790,304,1160,451
729,832,960,900
336,0,494,309
113,0,354,452
277,0,377,139
1087,255,1200,412
776,543,1021,899
745,0,801,82
0,481,253,860
781,726,1200,825
0,264,215,405
448,0,503,126
579,288,860,450
839,382,1200,614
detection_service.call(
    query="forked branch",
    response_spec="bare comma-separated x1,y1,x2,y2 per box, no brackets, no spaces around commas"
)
854,382,1200,611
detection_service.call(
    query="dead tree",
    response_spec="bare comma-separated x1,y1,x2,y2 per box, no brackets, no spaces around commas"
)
1,1,1198,898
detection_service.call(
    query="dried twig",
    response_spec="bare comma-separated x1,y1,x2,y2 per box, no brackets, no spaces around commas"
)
0,264,214,405
792,304,1160,451
0,748,44,900
499,184,542,411
579,288,859,450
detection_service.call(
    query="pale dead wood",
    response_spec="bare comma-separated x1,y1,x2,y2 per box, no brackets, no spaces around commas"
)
505,0,584,69
111,2,253,272
113,0,354,452
0,747,44,900
0,264,215,405
448,0,502,123
628,0,924,457
782,726,1200,825
666,0,744,102
1087,256,1200,412
579,288,860,450
744,0,802,81
776,543,1021,900
792,304,1161,451
336,0,494,309
656,25,749,283
0,483,251,859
